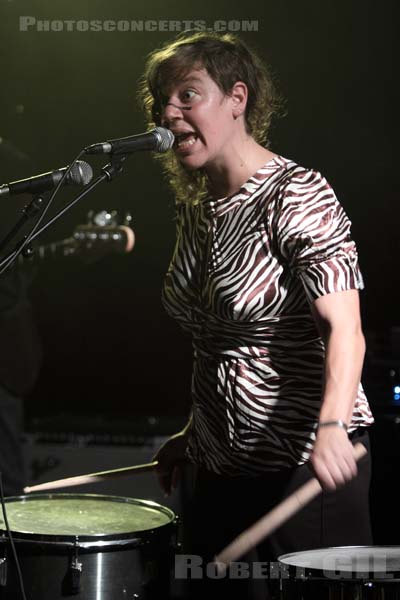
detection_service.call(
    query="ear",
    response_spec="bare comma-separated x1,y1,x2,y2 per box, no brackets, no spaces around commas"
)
230,81,248,119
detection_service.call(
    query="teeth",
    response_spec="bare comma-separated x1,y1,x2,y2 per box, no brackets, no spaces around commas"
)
177,134,197,149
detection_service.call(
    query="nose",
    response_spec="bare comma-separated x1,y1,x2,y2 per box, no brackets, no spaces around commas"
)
161,102,184,127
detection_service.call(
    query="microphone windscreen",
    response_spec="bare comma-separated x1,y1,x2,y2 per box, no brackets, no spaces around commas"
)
154,127,175,153
68,160,93,186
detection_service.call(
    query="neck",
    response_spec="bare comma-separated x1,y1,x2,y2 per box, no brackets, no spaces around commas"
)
205,137,276,199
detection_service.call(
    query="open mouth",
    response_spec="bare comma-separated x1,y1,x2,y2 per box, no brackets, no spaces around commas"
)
174,132,199,150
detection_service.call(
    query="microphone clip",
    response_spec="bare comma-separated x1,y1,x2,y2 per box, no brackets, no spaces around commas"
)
102,154,127,182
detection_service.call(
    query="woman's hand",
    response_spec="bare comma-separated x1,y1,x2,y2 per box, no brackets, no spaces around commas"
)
310,426,358,491
153,430,189,496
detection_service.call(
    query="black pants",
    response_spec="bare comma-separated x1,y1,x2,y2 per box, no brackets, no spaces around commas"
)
180,428,372,600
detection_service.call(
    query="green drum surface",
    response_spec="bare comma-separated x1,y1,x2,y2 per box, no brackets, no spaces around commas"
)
0,495,173,537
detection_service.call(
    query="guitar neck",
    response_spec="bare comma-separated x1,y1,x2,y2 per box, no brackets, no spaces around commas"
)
16,238,78,269
14,225,134,269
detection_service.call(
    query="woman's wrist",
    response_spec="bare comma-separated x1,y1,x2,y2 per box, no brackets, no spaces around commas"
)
317,419,349,432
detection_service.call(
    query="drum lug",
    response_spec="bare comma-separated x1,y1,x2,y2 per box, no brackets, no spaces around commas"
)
69,557,83,594
62,539,82,595
172,516,183,551
0,557,7,587
63,557,83,595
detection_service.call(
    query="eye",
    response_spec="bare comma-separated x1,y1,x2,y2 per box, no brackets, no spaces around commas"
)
181,89,197,102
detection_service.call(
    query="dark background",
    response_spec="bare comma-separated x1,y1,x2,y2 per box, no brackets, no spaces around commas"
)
0,1,397,424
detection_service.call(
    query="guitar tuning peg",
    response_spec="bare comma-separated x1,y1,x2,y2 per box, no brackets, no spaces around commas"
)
92,210,118,227
22,244,35,259
123,212,133,226
109,210,118,224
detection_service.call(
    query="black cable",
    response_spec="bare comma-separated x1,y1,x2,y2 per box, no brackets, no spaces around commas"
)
0,472,28,600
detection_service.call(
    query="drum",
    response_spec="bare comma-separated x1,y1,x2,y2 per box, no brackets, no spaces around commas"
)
278,546,400,599
0,493,176,599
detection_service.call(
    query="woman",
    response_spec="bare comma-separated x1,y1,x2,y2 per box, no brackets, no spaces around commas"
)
139,31,374,598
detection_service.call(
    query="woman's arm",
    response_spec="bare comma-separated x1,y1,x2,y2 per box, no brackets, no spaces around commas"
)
153,413,192,495
310,288,366,490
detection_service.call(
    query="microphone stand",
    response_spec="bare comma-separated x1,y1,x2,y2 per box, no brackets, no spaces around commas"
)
0,195,46,253
0,155,126,274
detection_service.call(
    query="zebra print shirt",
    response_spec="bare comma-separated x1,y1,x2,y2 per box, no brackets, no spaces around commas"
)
162,155,374,476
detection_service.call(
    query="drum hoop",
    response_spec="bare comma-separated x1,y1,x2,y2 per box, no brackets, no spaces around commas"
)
1,536,144,550
0,493,176,545
289,576,400,583
278,546,400,581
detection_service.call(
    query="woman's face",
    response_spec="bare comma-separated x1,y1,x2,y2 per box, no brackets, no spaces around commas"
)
160,68,239,172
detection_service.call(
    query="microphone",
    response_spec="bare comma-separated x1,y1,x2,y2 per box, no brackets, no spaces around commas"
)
84,126,175,155
0,160,93,197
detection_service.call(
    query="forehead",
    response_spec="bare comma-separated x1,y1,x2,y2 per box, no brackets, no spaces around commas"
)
162,68,214,95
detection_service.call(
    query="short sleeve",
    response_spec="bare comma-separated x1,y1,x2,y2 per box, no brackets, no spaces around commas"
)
275,168,364,303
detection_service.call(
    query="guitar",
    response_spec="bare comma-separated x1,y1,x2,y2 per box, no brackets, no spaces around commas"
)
16,210,135,268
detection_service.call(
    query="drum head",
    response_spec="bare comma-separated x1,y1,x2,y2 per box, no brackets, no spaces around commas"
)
279,546,400,580
0,493,175,543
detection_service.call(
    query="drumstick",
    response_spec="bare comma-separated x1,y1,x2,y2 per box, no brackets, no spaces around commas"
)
214,442,367,573
23,460,159,493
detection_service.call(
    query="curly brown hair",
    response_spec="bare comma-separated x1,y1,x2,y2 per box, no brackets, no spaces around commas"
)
138,31,284,204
